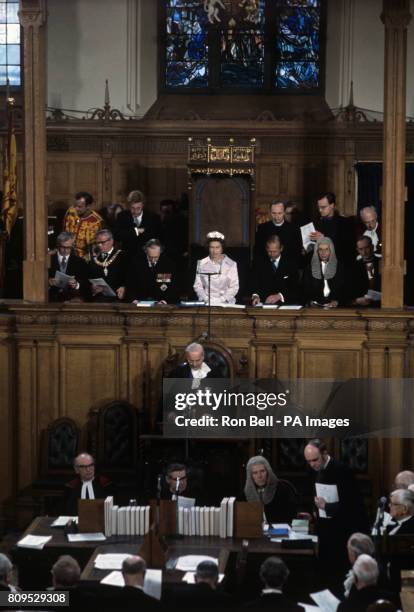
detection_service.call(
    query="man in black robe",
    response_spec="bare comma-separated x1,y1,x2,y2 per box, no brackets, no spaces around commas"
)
64,453,113,515
254,201,302,263
114,190,161,256
126,239,178,304
303,439,368,586
310,192,355,265
349,236,381,306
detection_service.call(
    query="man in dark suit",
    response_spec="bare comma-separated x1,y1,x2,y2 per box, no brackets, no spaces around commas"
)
338,555,399,612
126,239,178,304
164,560,233,609
119,556,160,610
251,236,300,305
160,462,204,505
310,192,355,264
303,439,369,586
386,489,414,592
350,236,381,306
114,189,161,256
359,205,381,254
244,556,303,610
168,342,222,380
48,232,89,302
88,229,126,302
64,453,113,515
254,201,302,262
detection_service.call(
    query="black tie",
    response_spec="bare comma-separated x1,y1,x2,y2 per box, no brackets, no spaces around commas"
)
60,257,67,272
99,253,108,262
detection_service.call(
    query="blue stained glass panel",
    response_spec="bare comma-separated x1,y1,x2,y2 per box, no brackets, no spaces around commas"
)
277,0,319,6
7,42,19,64
166,61,208,87
277,8,319,60
275,61,319,88
220,29,264,87
6,3,19,23
6,64,19,85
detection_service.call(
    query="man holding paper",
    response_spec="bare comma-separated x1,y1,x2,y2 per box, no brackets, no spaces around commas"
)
48,232,89,302
88,230,126,302
350,236,381,307
304,439,368,583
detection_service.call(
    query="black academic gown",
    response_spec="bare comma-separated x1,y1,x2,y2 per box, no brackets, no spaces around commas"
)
386,514,414,592
349,257,381,303
315,214,355,264
337,585,399,612
126,252,178,303
163,582,234,609
254,220,302,262
48,252,89,302
250,254,300,304
114,210,161,256
303,261,345,305
64,475,113,515
87,250,126,302
244,481,298,524
244,592,304,610
312,459,369,574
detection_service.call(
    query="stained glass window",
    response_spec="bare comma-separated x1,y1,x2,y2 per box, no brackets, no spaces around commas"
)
0,1,20,86
162,0,324,92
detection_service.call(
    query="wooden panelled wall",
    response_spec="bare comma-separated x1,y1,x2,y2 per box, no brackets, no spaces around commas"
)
1,305,414,520
45,119,414,219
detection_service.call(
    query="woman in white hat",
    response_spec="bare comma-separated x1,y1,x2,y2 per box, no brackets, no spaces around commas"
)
193,231,239,305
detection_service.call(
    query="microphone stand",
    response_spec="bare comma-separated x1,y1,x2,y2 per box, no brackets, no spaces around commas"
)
174,477,181,536
156,474,162,529
197,261,221,340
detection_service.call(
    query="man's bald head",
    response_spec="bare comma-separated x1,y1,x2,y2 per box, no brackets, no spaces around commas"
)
121,555,146,587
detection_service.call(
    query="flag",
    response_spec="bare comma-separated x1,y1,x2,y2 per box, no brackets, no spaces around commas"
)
2,110,17,236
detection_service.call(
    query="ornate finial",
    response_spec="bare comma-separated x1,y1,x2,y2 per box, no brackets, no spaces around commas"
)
335,81,369,123
90,80,125,122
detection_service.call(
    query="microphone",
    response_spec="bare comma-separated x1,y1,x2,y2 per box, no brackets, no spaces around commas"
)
175,476,180,495
378,496,387,509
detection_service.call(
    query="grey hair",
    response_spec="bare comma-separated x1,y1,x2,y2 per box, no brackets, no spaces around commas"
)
348,533,375,558
244,456,278,506
73,452,95,468
394,471,414,489
390,488,414,510
0,554,12,581
144,239,163,252
95,229,113,240
353,554,379,585
52,555,81,587
311,237,337,280
186,342,204,355
360,205,378,218
56,232,75,246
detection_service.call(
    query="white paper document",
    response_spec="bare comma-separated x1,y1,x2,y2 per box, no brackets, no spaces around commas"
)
366,289,381,301
183,572,224,584
100,570,162,600
54,271,75,288
177,496,196,510
144,569,162,600
51,516,77,527
315,483,339,518
17,535,52,549
175,555,218,572
279,305,303,310
67,532,106,542
299,605,321,611
301,222,316,250
218,304,246,309
89,278,116,297
94,553,132,570
100,571,124,587
310,589,340,612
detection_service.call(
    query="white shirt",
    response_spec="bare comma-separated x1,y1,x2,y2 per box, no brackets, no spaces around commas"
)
388,514,413,535
321,261,330,297
133,213,143,227
57,253,69,266
363,223,379,250
191,362,211,389
81,480,95,500
262,589,282,595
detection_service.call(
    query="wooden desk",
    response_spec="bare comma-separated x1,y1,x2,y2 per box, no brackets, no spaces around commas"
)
12,516,317,598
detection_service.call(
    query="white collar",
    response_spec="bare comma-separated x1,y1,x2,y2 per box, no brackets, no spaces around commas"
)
262,588,282,595
191,362,211,379
273,221,284,227
81,480,95,499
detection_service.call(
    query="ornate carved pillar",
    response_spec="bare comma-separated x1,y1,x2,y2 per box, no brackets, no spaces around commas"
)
381,0,411,308
20,0,48,301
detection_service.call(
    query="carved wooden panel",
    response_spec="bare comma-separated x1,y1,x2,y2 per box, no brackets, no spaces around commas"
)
299,349,361,379
47,154,103,211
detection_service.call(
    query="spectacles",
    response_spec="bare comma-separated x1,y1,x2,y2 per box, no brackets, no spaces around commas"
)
389,502,403,507
76,463,95,469
96,239,111,245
